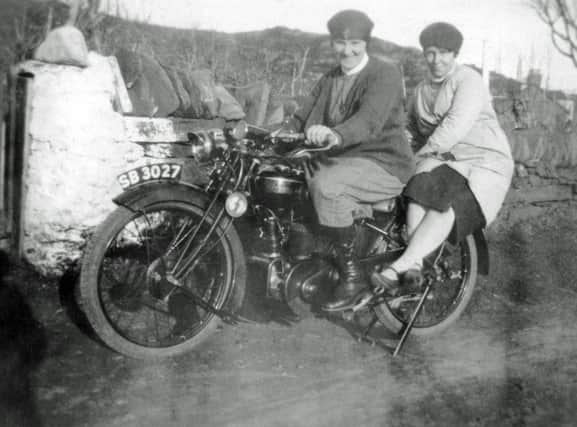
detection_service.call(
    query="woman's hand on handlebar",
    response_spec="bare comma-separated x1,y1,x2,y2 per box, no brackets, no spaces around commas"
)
305,125,341,148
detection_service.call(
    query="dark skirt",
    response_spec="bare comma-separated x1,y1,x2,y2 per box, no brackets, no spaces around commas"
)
403,165,486,244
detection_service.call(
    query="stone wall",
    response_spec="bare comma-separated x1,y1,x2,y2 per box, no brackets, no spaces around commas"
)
19,54,227,276
21,53,143,276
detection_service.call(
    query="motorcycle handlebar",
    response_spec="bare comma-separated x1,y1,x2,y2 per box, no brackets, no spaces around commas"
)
268,129,306,141
187,122,337,162
269,129,337,151
282,137,338,159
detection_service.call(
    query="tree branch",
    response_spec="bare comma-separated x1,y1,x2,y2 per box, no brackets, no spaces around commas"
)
532,0,577,68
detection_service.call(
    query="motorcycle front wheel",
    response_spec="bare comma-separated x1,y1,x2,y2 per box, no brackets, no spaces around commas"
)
374,234,478,336
80,193,246,359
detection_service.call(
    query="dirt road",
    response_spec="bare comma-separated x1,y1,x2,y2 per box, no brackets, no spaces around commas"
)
9,203,577,427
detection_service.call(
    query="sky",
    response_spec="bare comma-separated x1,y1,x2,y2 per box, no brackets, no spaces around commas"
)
100,0,577,92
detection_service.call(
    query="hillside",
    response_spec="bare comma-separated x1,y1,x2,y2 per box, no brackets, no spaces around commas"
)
0,3,428,108
91,17,427,97
2,2,569,107
2,2,537,101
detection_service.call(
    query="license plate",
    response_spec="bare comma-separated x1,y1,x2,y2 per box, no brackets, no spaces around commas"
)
117,163,182,190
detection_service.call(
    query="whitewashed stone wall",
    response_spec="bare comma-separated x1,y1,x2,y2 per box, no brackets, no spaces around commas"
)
22,53,143,276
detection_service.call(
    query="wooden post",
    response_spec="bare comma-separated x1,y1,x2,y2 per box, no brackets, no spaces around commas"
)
0,116,6,248
0,117,5,215
3,67,33,255
15,72,33,257
4,68,17,243
254,83,270,127
482,40,491,92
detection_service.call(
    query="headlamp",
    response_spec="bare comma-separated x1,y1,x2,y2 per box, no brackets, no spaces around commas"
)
225,192,248,218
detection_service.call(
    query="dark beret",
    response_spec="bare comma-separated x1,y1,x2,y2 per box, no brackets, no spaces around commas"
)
419,22,463,53
327,9,374,42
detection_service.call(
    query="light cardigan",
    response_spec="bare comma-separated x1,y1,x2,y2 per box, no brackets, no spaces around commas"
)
408,64,514,225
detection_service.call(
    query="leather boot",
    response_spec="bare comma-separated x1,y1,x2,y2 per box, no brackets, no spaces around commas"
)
322,225,370,312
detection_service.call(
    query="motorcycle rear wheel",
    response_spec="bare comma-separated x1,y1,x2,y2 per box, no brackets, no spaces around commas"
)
374,234,478,336
80,195,246,359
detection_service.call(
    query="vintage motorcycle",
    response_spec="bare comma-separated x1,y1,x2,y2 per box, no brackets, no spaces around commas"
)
79,121,489,359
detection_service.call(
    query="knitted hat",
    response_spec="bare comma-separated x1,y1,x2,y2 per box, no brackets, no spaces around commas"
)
327,10,374,42
419,22,463,53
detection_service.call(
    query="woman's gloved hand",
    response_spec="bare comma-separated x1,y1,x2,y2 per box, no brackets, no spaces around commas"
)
301,125,341,177
305,125,341,147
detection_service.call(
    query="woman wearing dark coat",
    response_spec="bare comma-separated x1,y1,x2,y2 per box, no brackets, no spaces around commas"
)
291,9,415,311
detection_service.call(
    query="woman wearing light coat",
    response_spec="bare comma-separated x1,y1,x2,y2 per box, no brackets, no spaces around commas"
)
372,22,514,291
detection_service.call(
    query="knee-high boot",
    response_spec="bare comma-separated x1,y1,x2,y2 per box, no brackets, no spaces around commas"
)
322,225,370,312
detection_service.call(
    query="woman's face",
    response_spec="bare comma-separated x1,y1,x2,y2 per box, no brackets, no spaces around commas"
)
332,39,367,71
424,46,456,79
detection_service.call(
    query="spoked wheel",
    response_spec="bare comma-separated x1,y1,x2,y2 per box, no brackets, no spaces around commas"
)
80,194,246,359
374,235,478,336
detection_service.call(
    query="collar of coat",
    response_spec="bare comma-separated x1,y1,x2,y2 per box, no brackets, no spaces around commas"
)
341,52,370,75
427,62,459,84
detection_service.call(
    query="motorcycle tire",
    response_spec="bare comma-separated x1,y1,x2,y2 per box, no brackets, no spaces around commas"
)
79,190,246,359
374,234,478,336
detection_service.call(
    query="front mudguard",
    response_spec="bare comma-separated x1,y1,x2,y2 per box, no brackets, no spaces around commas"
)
113,181,211,212
473,229,489,275
110,180,247,316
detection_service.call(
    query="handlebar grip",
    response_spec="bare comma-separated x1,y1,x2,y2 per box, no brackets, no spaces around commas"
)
272,131,306,141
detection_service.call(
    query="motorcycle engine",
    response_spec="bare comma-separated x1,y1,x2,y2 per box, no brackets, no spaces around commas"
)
285,222,316,260
251,164,308,210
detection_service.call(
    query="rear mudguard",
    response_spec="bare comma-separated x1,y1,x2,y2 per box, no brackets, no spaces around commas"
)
113,181,211,212
473,229,489,275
